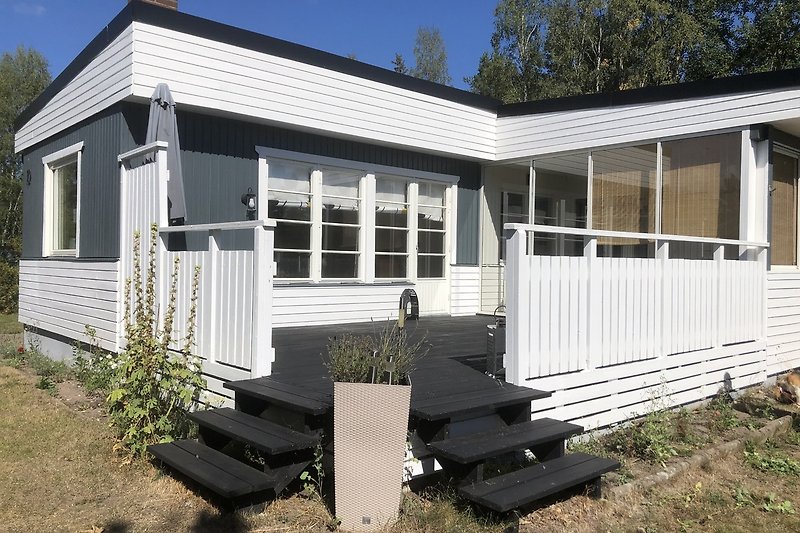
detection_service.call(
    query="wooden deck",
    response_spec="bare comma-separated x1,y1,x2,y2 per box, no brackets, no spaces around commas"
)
271,315,496,379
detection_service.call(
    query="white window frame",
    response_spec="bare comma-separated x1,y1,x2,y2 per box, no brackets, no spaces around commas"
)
42,141,83,257
256,146,458,284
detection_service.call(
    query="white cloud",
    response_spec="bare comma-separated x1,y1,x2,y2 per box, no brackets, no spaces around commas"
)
13,2,46,16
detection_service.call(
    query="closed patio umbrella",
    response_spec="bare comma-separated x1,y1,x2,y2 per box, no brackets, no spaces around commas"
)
146,83,187,224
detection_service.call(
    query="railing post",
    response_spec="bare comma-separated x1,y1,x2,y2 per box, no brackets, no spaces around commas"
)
713,244,725,348
251,223,275,377
505,225,530,385
656,240,669,358
156,150,170,334
584,236,599,369
208,230,220,361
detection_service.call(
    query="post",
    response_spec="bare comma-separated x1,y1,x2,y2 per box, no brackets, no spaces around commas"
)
156,149,170,333
584,236,599,369
505,225,530,385
713,244,725,348
251,223,275,377
656,240,669,358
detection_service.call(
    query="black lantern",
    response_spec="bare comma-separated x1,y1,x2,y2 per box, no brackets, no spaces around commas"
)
241,187,257,220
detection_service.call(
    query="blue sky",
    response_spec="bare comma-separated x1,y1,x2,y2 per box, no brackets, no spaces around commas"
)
0,0,498,90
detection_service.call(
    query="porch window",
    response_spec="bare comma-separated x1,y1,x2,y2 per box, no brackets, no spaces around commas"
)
322,169,361,278
592,145,657,257
533,154,588,256
771,151,799,266
375,177,409,279
417,182,446,278
661,133,741,258
42,142,82,257
267,160,313,278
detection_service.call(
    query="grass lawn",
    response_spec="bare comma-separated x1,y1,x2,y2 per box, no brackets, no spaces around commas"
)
1,341,800,532
0,313,23,335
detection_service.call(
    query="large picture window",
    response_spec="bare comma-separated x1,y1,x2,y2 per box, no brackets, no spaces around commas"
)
43,142,82,257
262,152,452,282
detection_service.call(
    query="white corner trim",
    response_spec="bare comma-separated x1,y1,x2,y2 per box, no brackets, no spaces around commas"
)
42,141,84,165
255,146,460,184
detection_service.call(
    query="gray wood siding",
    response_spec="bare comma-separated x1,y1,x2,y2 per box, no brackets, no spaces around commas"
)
123,103,482,264
21,107,128,259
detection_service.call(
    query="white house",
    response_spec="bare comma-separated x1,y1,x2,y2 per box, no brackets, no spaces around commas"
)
15,0,800,430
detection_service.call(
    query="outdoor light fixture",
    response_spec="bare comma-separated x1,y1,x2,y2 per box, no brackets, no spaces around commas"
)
241,187,257,220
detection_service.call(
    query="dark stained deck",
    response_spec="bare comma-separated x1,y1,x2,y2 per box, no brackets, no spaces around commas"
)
271,315,496,379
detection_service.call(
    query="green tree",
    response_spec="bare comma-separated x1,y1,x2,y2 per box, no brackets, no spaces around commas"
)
738,0,800,73
392,52,409,75
410,27,452,84
468,0,549,102
0,46,50,312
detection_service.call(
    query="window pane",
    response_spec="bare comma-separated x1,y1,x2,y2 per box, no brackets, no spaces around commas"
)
418,206,445,230
533,154,588,228
376,254,407,278
662,133,741,240
322,169,360,197
269,160,310,192
592,145,657,236
323,225,359,251
418,230,444,254
274,222,311,250
419,182,445,206
376,178,407,203
771,152,798,266
275,251,310,278
418,255,444,278
53,161,78,251
376,228,407,253
376,203,408,227
268,192,311,221
322,197,359,224
322,253,358,278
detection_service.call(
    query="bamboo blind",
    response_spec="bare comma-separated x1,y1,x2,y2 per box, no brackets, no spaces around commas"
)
771,152,798,266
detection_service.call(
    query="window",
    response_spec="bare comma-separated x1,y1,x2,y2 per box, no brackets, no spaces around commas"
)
375,177,409,278
261,150,453,282
43,142,82,256
771,150,799,266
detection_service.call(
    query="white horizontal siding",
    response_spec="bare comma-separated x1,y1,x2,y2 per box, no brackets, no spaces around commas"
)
130,23,496,160
767,271,800,375
480,264,504,313
496,89,800,160
525,341,767,430
15,27,134,152
19,259,119,351
450,265,480,316
273,283,416,327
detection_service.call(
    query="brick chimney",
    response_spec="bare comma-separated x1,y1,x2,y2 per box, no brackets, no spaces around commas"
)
130,0,178,9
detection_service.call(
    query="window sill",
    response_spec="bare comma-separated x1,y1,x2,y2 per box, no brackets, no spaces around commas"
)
274,280,413,287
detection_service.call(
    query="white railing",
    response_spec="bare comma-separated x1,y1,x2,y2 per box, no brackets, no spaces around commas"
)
118,143,275,379
504,223,769,386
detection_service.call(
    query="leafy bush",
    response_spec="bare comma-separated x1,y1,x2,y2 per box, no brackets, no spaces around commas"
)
327,321,425,385
72,325,116,394
609,408,677,465
0,260,18,314
107,225,205,457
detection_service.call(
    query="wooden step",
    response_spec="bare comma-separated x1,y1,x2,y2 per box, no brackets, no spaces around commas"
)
224,377,331,415
411,386,550,421
428,418,583,464
459,453,620,512
149,439,281,499
190,408,319,454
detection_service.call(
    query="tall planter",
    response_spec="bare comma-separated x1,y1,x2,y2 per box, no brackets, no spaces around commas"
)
333,381,411,532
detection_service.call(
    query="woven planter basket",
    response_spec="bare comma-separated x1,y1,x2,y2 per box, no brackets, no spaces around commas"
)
333,381,411,532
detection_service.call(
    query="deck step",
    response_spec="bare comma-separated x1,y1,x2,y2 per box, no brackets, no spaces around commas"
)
149,439,281,499
224,378,331,415
190,408,319,454
428,418,584,464
459,453,620,512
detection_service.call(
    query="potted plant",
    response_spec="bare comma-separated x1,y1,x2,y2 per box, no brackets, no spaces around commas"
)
327,323,423,532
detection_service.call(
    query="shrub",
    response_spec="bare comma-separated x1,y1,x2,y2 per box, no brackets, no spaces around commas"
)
327,321,425,385
72,325,116,394
107,225,205,457
0,260,18,314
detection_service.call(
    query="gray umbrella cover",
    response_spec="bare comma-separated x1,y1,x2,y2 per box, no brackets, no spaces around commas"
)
145,83,187,222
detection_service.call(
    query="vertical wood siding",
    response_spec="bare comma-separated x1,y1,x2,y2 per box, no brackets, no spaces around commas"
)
19,259,119,351
767,271,800,375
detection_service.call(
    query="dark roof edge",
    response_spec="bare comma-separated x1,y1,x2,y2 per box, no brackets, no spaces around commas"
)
15,1,500,132
497,68,800,118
